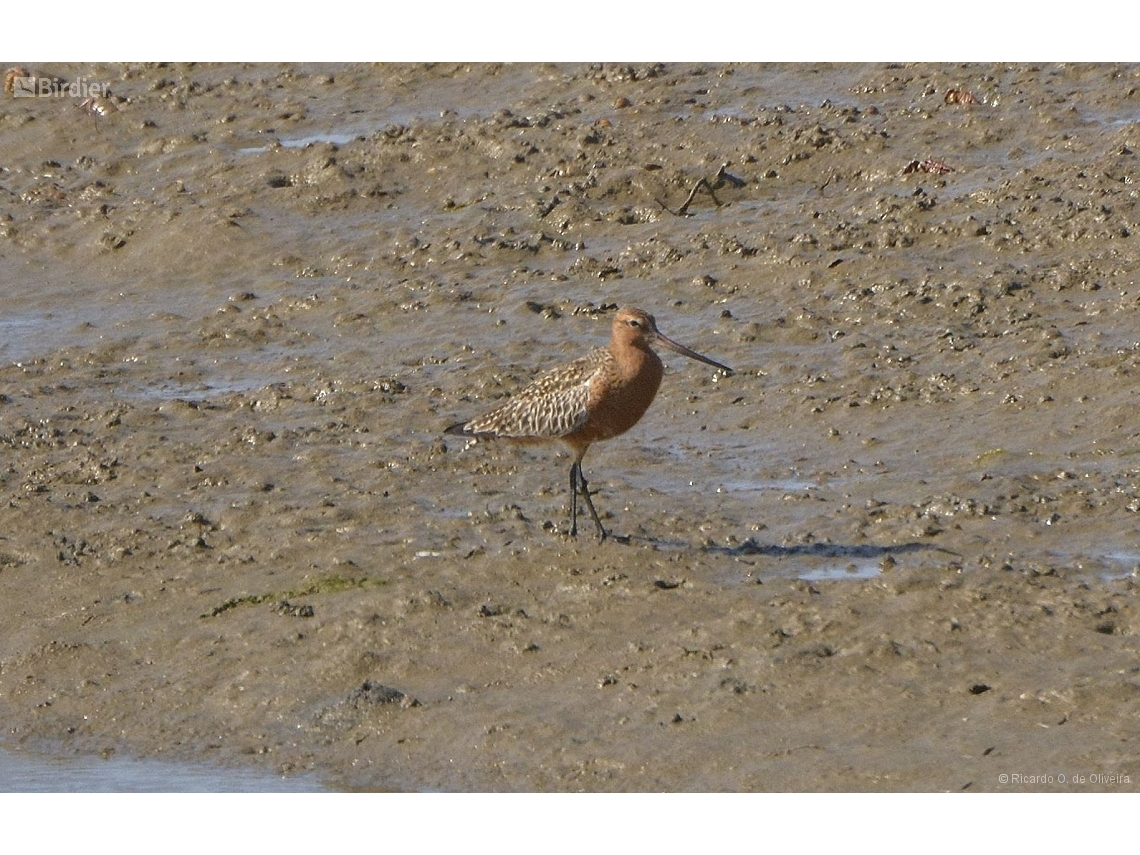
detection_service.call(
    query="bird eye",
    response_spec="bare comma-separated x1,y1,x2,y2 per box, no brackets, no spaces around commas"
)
628,319,641,328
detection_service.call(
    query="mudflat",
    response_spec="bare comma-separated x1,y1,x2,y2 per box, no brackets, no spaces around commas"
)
1,63,1138,791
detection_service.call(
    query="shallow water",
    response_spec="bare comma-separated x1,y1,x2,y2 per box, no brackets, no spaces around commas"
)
0,744,325,793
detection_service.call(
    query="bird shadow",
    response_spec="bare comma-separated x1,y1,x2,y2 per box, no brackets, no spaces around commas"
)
704,539,952,561
612,533,954,563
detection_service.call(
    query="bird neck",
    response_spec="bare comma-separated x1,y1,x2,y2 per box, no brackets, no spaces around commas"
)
609,339,661,381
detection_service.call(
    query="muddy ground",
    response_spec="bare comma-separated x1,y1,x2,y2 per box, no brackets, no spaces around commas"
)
1,63,1139,791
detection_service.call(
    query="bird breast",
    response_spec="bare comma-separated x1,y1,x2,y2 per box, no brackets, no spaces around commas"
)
570,345,664,444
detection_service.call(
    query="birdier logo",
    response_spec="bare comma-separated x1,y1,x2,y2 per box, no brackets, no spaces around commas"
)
12,76,109,98
10,75,35,97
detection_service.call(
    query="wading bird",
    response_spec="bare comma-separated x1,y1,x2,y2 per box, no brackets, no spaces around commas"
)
446,307,732,540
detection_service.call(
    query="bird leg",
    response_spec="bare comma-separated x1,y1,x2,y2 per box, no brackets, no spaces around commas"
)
569,460,607,541
568,462,577,536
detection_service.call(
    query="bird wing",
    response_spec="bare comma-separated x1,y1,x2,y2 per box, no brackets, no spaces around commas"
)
461,349,605,439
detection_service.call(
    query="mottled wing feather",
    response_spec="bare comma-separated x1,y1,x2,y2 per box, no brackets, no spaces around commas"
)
462,349,606,439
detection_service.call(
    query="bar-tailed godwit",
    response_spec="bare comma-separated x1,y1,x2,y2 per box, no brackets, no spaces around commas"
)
446,307,732,540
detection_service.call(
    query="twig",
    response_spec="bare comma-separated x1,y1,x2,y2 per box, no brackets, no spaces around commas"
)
656,163,745,216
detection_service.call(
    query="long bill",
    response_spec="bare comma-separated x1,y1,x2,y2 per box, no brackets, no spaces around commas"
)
652,332,733,375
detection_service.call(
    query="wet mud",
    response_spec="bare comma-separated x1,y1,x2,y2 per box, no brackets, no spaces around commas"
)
1,63,1139,791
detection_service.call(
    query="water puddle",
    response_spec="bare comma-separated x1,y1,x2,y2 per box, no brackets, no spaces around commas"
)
1045,549,1140,582
715,477,818,494
643,472,818,498
280,132,361,149
0,310,101,364
708,539,946,584
795,558,883,582
236,131,363,155
0,316,46,360
111,372,274,403
0,277,226,367
0,743,327,792
1099,550,1140,579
